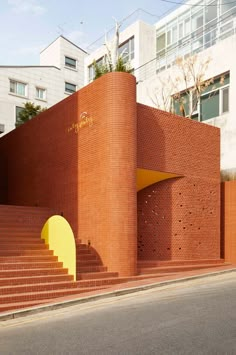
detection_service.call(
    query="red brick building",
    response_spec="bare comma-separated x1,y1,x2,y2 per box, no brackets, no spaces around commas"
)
0,72,221,277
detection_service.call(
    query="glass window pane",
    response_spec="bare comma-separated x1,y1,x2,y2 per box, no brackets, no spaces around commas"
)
185,18,190,35
157,33,166,52
172,26,178,43
179,23,183,39
173,93,189,117
65,56,76,69
222,87,229,113
200,91,219,120
17,83,26,96
10,81,15,93
65,82,76,93
221,0,235,14
167,30,171,45
205,1,217,23
16,106,24,121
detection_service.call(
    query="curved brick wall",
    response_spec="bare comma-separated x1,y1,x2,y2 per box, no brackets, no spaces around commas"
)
78,72,137,276
0,72,137,277
137,104,220,261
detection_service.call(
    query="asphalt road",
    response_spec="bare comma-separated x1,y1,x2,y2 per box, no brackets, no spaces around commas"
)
1,273,236,355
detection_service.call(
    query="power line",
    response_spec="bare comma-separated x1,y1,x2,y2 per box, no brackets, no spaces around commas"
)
161,0,236,6
134,8,236,74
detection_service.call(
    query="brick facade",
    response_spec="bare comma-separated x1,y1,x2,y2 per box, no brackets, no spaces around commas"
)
221,181,236,263
0,72,221,276
137,105,221,261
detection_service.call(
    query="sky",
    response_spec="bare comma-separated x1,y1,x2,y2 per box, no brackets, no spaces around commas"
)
0,0,178,65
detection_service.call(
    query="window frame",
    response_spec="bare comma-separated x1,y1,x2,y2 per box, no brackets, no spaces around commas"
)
65,56,77,70
35,87,47,101
9,79,28,97
65,82,77,94
15,106,24,122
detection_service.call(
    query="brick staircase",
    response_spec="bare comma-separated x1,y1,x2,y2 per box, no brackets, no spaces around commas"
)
0,205,232,314
0,205,111,313
137,259,229,276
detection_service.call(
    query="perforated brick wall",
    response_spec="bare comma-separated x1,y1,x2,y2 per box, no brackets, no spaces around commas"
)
137,104,220,261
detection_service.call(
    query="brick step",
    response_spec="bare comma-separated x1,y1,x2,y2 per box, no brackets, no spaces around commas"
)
77,260,102,267
0,249,54,256
77,244,90,250
0,267,68,278
77,265,107,273
76,249,93,255
0,274,73,286
138,263,229,275
76,276,130,288
0,227,42,233
77,271,119,280
0,232,41,237
0,299,54,313
77,254,99,261
0,205,56,213
0,261,63,270
0,286,107,304
0,224,44,230
0,243,49,250
0,255,58,262
0,280,80,295
0,237,45,243
0,286,106,313
137,259,225,268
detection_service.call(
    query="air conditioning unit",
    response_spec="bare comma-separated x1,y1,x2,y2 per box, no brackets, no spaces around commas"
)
0,124,5,134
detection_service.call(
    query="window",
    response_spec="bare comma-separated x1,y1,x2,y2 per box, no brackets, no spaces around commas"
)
221,0,236,14
222,87,229,113
200,73,230,120
15,106,24,121
179,23,184,39
65,56,77,69
118,36,134,63
0,124,5,134
36,87,46,101
156,32,166,57
65,82,76,94
10,80,27,97
172,73,230,121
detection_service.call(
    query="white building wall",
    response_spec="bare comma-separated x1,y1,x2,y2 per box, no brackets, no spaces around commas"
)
137,34,236,171
40,37,87,90
0,66,64,134
84,21,156,84
0,36,88,136
40,39,61,68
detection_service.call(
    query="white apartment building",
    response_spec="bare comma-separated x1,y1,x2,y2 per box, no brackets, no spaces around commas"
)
85,1,236,172
0,36,87,135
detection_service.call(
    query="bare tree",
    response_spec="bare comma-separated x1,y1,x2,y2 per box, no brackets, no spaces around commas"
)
93,20,131,80
149,54,218,119
172,55,212,118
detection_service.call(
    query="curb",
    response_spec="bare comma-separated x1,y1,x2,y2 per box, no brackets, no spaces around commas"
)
1,268,236,321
